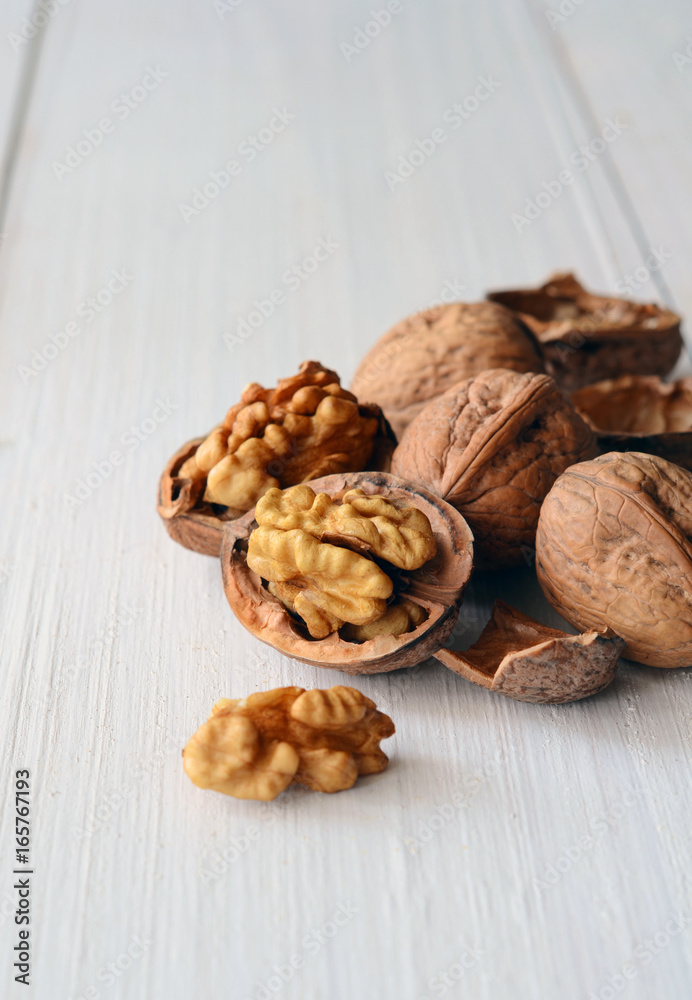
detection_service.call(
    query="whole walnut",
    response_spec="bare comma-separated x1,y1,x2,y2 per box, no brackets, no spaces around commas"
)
536,451,692,668
391,368,596,568
350,301,544,438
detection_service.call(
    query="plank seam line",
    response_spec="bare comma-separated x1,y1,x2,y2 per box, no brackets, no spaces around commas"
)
0,0,48,246
522,0,675,308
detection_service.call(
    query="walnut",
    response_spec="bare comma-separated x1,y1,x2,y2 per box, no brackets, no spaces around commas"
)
390,368,597,569
222,471,474,674
246,484,437,639
158,361,395,556
182,685,395,800
536,451,692,668
571,375,692,471
436,601,623,703
340,599,428,642
488,272,682,391
350,301,544,439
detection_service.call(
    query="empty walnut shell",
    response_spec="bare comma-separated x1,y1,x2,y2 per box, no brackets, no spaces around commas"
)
221,471,474,675
390,368,597,569
536,452,692,668
436,601,623,703
157,362,396,557
488,272,682,391
571,375,692,471
350,301,544,438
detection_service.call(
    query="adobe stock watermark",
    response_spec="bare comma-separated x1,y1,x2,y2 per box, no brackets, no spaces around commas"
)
58,604,143,695
613,246,672,296
214,0,246,18
52,67,168,179
17,269,134,383
415,944,485,1000
200,800,287,884
587,914,691,1000
241,901,358,1000
533,782,650,892
179,108,296,223
534,248,674,370
7,0,71,53
67,934,152,1000
672,37,692,72
545,0,589,30
73,730,179,842
62,397,179,510
511,117,629,232
404,756,502,853
223,236,339,352
340,0,409,63
385,76,501,191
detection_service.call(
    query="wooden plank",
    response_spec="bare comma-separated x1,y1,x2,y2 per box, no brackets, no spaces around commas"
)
0,1,40,244
1,1,691,999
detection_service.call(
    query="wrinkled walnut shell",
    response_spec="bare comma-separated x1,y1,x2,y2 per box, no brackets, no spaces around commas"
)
350,301,544,438
222,471,474,674
571,375,692,471
536,451,692,668
436,601,623,703
488,273,682,391
391,368,597,569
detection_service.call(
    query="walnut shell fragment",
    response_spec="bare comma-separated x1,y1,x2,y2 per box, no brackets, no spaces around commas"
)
183,685,395,800
157,361,396,557
222,471,474,674
536,452,692,668
488,273,682,391
350,301,544,438
391,368,597,569
571,375,692,471
436,601,623,703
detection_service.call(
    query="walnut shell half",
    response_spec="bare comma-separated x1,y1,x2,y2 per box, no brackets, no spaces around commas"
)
536,452,692,668
488,272,682,391
571,375,692,471
157,362,396,557
391,368,597,569
221,471,474,674
350,301,544,439
436,601,623,703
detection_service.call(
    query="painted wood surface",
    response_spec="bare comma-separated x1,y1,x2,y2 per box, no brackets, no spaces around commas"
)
1,2,691,998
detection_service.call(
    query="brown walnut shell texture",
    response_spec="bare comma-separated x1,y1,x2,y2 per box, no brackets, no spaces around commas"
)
536,451,692,668
436,601,623,703
488,272,682,391
350,301,544,439
222,471,474,675
157,362,396,557
571,375,692,471
391,368,597,569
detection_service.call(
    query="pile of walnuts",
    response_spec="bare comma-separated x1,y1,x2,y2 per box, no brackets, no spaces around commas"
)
159,272,692,802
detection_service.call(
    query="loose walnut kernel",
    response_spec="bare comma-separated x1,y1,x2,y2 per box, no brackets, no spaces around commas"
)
183,685,395,800
246,484,436,638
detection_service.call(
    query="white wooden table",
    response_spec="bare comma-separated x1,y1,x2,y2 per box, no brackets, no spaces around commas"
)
2,2,692,997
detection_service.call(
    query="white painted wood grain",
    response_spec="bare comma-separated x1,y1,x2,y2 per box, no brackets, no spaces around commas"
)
1,1,691,998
